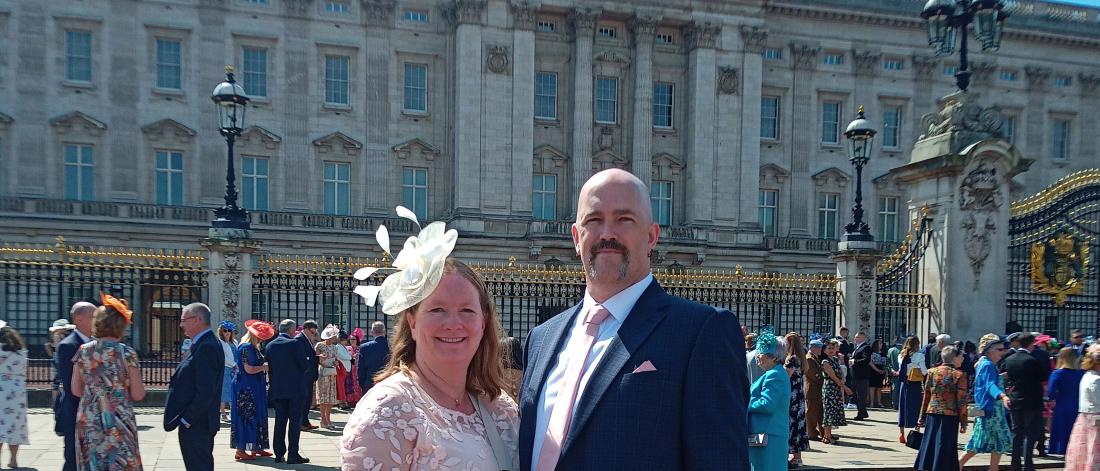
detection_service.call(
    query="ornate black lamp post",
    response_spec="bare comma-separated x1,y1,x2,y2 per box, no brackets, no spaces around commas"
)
921,0,1008,92
843,106,876,242
210,66,251,230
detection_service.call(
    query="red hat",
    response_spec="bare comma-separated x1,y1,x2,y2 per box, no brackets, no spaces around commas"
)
244,319,275,341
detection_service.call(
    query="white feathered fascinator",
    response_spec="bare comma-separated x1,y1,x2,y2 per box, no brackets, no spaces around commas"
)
352,206,458,315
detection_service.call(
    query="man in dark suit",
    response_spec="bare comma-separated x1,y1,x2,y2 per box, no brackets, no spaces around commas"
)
849,331,871,420
519,169,749,471
1003,332,1045,471
1028,334,1053,456
266,319,310,464
924,333,945,368
357,321,390,392
295,320,320,430
164,303,224,471
55,301,95,471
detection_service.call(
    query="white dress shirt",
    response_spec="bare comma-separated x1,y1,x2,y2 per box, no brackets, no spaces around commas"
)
1079,370,1100,414
531,273,653,469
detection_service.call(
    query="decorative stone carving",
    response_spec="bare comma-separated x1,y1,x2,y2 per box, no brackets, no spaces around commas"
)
313,132,363,156
651,153,684,181
593,50,631,67
790,43,820,70
962,213,995,286
448,0,485,26
392,138,441,161
141,119,196,143
759,163,791,185
239,126,282,150
628,15,659,39
222,274,240,320
510,1,538,31
1030,230,1091,306
739,26,767,54
1025,66,1052,91
852,50,881,76
596,126,613,150
591,150,627,172
969,60,997,85
717,66,739,95
532,145,568,173
49,111,107,136
1078,73,1100,94
224,252,240,270
919,91,1003,149
568,8,599,35
858,277,874,332
362,0,397,26
912,55,939,79
683,22,721,50
486,45,511,74
959,161,1004,212
284,0,313,16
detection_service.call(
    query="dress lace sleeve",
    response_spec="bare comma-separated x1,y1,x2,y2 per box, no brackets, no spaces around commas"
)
340,385,422,471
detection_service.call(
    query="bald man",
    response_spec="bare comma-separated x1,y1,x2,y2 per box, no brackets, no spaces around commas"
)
519,169,749,471
56,301,95,471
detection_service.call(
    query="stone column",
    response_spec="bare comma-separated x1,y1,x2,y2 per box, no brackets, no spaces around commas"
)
201,228,262,330
833,243,879,337
787,43,819,237
911,55,939,143
1024,66,1051,188
736,26,767,233
452,0,486,216
510,2,538,218
683,22,722,225
569,8,599,213
363,0,396,214
628,15,659,187
851,50,880,124
279,2,313,210
1079,73,1100,163
892,91,1031,342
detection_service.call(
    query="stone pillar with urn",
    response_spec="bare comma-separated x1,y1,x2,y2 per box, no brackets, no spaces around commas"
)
201,229,261,331
834,246,880,338
889,91,1031,341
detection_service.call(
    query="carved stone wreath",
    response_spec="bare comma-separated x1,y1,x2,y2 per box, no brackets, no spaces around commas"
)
858,278,874,332
962,213,996,287
717,67,739,95
486,45,511,74
223,275,240,308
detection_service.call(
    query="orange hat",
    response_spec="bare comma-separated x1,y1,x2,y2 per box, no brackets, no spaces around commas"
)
100,293,133,324
244,319,275,341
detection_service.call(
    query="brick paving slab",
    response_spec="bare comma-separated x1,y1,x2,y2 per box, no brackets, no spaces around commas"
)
15,406,1066,470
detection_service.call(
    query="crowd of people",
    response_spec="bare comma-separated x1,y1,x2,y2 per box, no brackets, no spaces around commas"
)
0,168,1099,471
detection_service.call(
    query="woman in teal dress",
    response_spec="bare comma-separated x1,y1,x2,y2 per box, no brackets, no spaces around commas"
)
960,334,1013,470
748,327,792,471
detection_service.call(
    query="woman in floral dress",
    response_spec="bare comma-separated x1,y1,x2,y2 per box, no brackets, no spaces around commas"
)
315,325,341,428
231,320,275,461
71,294,146,471
960,334,1013,470
784,333,809,468
820,339,852,444
0,323,29,469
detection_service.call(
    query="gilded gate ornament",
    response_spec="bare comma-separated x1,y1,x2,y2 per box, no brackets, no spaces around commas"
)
1030,231,1090,306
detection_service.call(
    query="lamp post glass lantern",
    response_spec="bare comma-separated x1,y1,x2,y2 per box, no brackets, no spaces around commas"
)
921,0,1008,92
843,106,875,242
211,65,251,230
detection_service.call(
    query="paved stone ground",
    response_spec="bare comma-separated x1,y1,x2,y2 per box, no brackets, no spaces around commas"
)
13,407,1066,470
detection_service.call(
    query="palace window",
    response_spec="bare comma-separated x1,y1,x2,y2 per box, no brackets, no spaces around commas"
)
761,96,780,140
653,82,673,128
759,189,778,236
817,193,840,240
534,72,557,120
242,156,269,210
651,180,673,226
155,150,184,205
64,144,94,200
242,47,268,97
323,162,350,215
532,174,557,220
402,167,428,221
324,55,350,105
878,196,898,242
65,31,92,82
883,106,902,149
155,39,182,90
595,77,618,124
821,101,842,144
403,63,428,113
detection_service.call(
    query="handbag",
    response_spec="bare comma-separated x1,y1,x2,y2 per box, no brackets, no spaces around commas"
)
967,404,986,418
471,394,518,471
320,366,337,376
905,427,924,450
907,366,925,382
748,433,768,447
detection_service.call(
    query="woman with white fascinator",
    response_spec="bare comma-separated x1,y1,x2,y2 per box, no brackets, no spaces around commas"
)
316,324,342,429
340,207,518,471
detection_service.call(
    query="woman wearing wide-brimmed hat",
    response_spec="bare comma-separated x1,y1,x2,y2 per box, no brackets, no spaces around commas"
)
315,324,342,428
230,319,276,461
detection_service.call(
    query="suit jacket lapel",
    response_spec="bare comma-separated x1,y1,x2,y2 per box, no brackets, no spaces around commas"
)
527,304,583,399
561,280,670,454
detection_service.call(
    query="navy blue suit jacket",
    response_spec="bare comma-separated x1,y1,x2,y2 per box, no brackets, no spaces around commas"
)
518,279,750,471
295,333,319,387
266,333,308,400
357,336,389,391
53,331,88,435
163,330,224,432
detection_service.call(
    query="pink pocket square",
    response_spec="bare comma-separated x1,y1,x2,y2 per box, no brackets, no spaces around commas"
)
632,360,657,373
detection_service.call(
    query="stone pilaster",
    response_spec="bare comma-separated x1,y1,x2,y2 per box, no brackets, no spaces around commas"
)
788,42,819,237
201,230,261,330
451,0,487,215
851,50,879,160
509,2,538,217
912,55,939,143
1079,73,1100,165
736,26,766,232
364,0,395,214
280,8,312,210
833,243,880,337
1024,65,1051,187
106,6,140,200
629,14,659,188
569,8,599,213
683,21,722,225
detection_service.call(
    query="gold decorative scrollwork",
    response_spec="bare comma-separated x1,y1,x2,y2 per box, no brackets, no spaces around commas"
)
1030,231,1091,305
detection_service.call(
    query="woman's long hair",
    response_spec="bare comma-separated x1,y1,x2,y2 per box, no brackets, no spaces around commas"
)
784,332,806,372
900,336,920,359
373,258,507,400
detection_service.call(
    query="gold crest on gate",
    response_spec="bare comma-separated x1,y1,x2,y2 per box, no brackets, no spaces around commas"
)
1030,231,1090,306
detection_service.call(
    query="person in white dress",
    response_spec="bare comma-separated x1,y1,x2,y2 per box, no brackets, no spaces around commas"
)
341,212,518,471
0,321,29,469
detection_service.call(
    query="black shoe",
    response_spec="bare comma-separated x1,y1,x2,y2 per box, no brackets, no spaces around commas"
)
274,456,285,463
287,456,310,464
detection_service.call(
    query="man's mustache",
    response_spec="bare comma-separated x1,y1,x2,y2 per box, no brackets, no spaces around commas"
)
589,240,628,259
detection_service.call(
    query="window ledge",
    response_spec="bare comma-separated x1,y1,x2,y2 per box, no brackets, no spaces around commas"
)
820,142,842,149
401,110,431,121
61,80,95,90
761,139,784,147
1052,159,1070,167
594,121,619,128
653,127,677,137
249,97,272,107
535,118,560,127
152,87,185,98
323,103,353,112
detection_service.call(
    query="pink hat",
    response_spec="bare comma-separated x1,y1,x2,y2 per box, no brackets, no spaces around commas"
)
352,327,365,342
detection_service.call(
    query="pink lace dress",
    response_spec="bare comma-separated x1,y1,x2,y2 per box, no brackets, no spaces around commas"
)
339,371,518,471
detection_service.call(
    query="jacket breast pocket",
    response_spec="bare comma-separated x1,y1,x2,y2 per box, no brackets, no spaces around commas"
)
618,369,671,389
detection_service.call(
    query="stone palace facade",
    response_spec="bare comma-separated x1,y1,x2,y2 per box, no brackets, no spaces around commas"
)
1,0,1098,272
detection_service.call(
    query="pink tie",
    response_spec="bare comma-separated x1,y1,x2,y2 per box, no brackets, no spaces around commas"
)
536,305,611,471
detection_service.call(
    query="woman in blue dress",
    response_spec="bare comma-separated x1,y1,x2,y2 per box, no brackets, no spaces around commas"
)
747,328,792,471
231,320,275,461
897,336,926,443
1047,346,1084,455
960,334,1014,470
